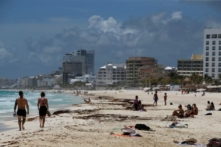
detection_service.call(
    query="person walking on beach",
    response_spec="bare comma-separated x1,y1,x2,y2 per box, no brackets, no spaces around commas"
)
164,93,167,105
153,91,158,106
14,91,29,131
37,92,49,128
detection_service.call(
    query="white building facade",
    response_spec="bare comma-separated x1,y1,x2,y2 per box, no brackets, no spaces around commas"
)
203,29,221,79
96,63,126,86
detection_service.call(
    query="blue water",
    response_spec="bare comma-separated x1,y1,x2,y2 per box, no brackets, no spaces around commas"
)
0,90,83,121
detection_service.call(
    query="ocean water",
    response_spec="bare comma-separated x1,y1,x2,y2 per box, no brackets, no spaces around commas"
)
0,90,83,121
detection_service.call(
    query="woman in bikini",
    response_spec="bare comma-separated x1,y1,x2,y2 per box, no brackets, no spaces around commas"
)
37,92,49,128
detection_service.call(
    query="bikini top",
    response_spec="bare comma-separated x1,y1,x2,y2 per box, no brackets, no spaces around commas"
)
40,97,46,106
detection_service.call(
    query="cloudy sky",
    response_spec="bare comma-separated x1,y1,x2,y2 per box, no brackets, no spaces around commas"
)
0,0,221,78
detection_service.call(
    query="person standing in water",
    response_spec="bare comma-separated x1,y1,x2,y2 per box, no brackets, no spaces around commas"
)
14,91,29,131
164,93,167,105
37,92,49,128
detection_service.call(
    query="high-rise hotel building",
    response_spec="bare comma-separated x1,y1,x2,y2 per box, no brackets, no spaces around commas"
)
203,29,221,79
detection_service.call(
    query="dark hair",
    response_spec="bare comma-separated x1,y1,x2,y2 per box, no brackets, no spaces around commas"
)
207,101,210,104
178,104,182,108
19,91,23,96
138,100,141,104
41,92,45,97
135,95,138,99
193,103,196,107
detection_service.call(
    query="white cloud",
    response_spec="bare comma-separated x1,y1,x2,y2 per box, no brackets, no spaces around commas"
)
171,11,182,20
0,42,12,59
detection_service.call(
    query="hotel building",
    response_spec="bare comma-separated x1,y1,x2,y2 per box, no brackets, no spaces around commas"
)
96,63,126,86
177,54,203,77
203,29,221,79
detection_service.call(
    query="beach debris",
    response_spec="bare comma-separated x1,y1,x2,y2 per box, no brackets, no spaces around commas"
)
53,110,70,115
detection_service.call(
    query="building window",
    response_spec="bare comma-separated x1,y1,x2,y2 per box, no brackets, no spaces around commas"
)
206,57,209,61
212,57,215,61
219,57,221,61
212,68,215,72
206,34,210,39
219,52,221,56
212,63,215,67
220,46,221,50
212,52,216,56
206,63,209,67
206,52,209,56
219,63,221,67
213,41,216,45
206,41,209,45
205,68,208,72
212,34,217,38
219,41,221,45
219,34,221,38
206,46,209,50
212,46,216,50
219,68,221,72
212,74,215,78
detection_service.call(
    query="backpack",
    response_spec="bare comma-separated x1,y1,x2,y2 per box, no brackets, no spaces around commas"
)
135,124,150,131
207,138,221,147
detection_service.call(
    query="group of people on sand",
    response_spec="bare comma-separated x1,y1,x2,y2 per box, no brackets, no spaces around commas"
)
14,91,49,131
133,96,146,111
133,91,168,111
172,104,198,118
206,101,215,110
153,91,168,106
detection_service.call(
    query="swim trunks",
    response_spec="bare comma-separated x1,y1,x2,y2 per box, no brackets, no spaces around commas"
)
39,106,47,116
17,109,26,117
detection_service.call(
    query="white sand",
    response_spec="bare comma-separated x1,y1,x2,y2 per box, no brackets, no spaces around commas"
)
0,90,220,147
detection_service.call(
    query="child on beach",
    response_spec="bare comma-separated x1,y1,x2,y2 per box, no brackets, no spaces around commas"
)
164,93,167,105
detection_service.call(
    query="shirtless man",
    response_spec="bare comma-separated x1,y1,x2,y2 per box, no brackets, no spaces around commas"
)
14,91,29,131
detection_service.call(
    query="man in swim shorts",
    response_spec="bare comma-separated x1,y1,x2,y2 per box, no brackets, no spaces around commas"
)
14,91,29,131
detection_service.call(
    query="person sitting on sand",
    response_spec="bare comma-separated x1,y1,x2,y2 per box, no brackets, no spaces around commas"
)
206,101,212,110
185,104,198,117
134,96,139,110
184,104,192,117
172,105,184,118
192,104,198,115
211,102,215,110
84,98,91,103
138,101,146,111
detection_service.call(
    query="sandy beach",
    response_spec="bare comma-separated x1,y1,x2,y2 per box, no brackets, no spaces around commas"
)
0,89,220,147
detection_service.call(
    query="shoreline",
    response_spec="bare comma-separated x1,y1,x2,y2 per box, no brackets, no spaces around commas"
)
0,89,220,146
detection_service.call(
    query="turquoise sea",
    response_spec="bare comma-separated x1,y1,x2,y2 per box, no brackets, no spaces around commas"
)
0,90,83,121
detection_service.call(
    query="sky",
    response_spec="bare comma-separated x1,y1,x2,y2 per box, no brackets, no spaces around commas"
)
0,0,221,78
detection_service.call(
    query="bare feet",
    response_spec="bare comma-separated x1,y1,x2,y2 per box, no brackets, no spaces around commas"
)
22,125,25,130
